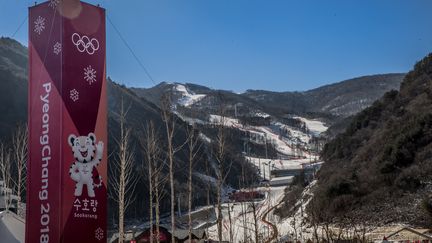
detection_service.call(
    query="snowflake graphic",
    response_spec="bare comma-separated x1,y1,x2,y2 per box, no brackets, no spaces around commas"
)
48,0,59,9
83,65,97,85
34,16,45,35
95,227,104,241
53,42,62,55
70,89,79,102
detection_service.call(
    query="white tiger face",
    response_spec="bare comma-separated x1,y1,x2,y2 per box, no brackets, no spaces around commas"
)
68,133,97,163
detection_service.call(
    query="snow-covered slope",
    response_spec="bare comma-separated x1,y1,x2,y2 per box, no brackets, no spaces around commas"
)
201,113,328,242
175,84,206,107
154,84,331,242
293,116,328,135
207,114,328,157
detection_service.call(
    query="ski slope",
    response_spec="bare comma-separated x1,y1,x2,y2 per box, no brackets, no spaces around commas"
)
204,115,327,242
172,113,328,242
175,84,206,107
293,116,328,136
208,114,328,158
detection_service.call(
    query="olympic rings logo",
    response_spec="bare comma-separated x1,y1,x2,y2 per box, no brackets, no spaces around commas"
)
71,33,100,55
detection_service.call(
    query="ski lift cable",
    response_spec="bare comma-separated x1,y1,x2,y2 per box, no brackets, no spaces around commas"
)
106,14,157,86
11,15,28,38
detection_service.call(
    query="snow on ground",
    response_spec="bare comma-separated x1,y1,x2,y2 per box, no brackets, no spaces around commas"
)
209,114,240,127
200,180,315,243
194,172,235,201
175,84,206,107
293,116,328,135
272,122,311,144
206,184,289,242
204,151,320,241
180,114,327,242
254,112,270,118
192,155,324,242
208,115,314,157
0,211,25,243
256,125,311,157
215,122,323,242
174,111,207,125
274,180,316,241
199,132,212,143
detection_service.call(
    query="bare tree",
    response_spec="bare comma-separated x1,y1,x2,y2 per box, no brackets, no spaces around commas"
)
241,199,248,242
148,152,154,243
290,213,298,242
186,124,202,241
12,124,28,213
308,199,321,243
109,102,138,243
240,161,260,243
227,201,234,243
251,200,259,243
323,220,334,242
160,94,188,242
153,163,167,243
215,113,227,242
151,155,167,243
208,100,238,242
141,121,167,243
336,218,345,241
239,166,249,243
143,122,155,243
0,143,12,211
204,155,212,239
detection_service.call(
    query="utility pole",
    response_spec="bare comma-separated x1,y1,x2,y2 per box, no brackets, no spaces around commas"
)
258,157,261,178
268,161,272,180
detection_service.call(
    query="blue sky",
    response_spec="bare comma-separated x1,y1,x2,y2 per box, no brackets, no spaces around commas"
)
1,0,431,92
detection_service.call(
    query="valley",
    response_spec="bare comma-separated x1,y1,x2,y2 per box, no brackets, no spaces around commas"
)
2,36,431,242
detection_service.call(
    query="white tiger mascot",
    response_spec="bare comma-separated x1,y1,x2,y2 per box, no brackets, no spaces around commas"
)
68,132,104,198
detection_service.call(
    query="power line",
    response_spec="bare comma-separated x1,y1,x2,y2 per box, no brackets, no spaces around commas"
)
106,14,157,86
11,16,28,38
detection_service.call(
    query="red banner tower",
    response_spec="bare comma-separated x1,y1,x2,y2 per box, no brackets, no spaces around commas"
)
27,1,107,242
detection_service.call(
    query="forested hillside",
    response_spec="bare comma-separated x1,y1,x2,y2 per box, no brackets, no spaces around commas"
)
309,53,432,226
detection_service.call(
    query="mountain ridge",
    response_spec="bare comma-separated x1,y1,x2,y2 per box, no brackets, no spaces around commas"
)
309,53,432,226
131,73,405,122
0,37,259,227
0,36,418,230
243,73,405,118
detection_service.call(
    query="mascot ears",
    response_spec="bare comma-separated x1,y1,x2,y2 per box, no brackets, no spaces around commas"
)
68,134,77,146
88,133,96,142
68,133,97,146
